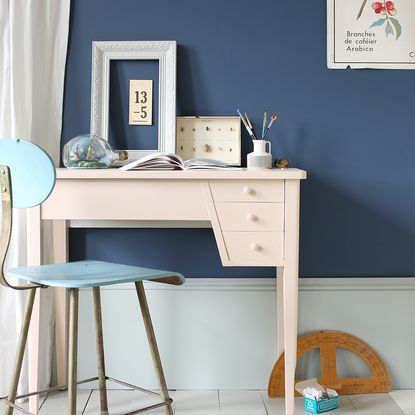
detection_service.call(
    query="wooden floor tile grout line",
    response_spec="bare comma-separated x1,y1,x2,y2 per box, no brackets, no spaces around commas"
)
259,390,269,415
389,390,415,415
348,394,358,414
392,398,407,415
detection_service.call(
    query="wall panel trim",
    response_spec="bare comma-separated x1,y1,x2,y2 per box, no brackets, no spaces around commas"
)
95,277,415,292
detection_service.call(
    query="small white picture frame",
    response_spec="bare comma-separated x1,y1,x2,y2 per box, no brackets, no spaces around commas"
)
90,40,176,160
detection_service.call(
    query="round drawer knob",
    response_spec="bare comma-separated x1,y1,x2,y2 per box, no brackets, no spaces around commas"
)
250,242,262,251
246,213,257,222
243,186,254,195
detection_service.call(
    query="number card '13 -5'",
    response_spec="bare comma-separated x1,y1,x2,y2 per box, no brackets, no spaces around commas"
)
129,80,153,125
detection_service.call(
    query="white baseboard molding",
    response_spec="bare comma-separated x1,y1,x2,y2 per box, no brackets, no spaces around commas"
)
101,277,415,291
77,277,415,390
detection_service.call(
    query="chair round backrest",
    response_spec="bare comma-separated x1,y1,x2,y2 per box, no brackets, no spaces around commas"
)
0,139,56,208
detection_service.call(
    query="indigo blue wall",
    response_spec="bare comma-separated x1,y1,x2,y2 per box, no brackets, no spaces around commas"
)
108,60,159,150
62,0,415,277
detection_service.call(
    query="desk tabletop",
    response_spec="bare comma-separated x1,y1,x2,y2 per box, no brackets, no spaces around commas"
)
55,168,307,180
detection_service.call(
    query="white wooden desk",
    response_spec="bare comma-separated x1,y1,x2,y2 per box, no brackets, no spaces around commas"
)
27,168,306,415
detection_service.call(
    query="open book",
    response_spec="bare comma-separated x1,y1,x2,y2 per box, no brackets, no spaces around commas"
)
120,153,238,171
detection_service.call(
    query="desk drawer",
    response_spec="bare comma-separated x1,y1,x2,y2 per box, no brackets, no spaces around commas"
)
216,203,284,232
209,180,284,202
42,179,210,221
223,232,284,264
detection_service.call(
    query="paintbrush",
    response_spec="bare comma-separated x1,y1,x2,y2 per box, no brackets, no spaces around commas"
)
237,109,257,140
244,112,258,139
262,111,267,139
262,114,278,139
244,112,253,129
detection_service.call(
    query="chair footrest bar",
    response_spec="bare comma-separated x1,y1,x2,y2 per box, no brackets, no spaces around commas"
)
105,376,163,398
0,375,172,415
1,400,33,415
0,377,99,401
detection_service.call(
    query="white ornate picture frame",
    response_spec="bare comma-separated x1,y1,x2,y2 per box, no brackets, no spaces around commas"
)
90,40,176,160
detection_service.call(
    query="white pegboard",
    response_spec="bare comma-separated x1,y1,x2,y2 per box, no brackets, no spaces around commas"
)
176,116,241,165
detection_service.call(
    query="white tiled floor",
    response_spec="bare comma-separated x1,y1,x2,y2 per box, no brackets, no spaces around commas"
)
1,389,413,414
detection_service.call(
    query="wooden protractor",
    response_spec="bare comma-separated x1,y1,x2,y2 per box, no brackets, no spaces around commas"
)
268,330,391,397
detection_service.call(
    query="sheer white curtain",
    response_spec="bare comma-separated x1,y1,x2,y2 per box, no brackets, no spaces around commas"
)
0,0,70,396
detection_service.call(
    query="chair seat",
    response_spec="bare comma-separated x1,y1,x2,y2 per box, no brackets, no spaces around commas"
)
8,260,185,288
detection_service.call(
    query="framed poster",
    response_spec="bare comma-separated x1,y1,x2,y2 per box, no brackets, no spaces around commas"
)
328,0,415,69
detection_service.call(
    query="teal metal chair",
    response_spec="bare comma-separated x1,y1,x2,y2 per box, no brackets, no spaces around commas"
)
0,139,184,415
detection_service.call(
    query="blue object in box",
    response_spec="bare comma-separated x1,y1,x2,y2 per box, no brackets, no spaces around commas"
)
304,396,339,413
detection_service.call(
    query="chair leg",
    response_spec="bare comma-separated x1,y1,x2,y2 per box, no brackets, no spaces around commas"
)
67,288,79,415
134,281,173,415
4,289,37,415
92,287,108,415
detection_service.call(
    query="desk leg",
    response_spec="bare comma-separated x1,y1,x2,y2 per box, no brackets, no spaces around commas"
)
282,261,299,415
52,220,68,387
27,206,41,414
283,180,300,415
276,267,285,357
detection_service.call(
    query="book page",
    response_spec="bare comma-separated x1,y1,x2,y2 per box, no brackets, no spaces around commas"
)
120,153,184,170
184,158,241,170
